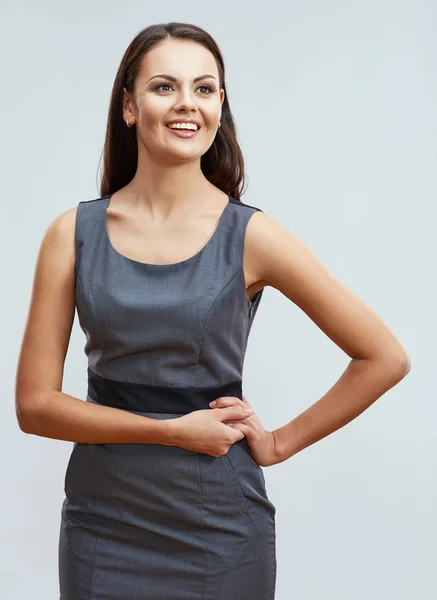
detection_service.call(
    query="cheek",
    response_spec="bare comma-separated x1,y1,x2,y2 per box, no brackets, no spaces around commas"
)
203,105,222,127
138,98,170,124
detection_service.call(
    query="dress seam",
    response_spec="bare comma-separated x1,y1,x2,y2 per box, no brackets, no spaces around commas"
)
198,454,208,600
193,268,241,388
87,498,99,600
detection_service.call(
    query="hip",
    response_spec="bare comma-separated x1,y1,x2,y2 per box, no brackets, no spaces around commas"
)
62,410,276,531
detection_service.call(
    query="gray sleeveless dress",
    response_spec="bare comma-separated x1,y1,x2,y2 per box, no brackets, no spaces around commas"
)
58,193,277,599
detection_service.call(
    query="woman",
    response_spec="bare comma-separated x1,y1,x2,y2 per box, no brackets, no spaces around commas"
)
15,22,410,599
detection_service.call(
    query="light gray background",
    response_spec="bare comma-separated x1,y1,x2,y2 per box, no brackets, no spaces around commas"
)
1,1,434,598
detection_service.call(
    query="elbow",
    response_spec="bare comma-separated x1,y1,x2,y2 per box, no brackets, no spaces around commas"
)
16,405,37,434
380,348,411,380
16,412,33,434
15,393,47,434
399,354,411,379
401,354,412,376
357,347,411,381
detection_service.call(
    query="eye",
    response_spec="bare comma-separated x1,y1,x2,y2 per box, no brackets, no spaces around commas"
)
153,83,216,94
154,83,173,92
197,85,216,94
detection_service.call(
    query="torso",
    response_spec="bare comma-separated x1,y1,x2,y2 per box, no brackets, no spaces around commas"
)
105,188,267,302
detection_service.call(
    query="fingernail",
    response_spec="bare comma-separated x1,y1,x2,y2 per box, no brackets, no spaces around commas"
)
244,407,252,413
209,400,216,407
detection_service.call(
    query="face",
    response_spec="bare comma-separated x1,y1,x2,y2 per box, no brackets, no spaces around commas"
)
123,38,225,162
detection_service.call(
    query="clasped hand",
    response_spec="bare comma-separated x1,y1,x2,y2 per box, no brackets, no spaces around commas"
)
209,394,279,467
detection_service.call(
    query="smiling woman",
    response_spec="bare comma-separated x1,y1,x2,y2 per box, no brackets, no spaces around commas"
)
112,32,229,181
23,21,277,600
15,17,410,600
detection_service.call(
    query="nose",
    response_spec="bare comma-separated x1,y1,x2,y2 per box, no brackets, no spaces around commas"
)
173,86,197,113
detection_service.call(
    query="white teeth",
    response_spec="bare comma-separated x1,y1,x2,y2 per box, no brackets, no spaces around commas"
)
167,123,198,131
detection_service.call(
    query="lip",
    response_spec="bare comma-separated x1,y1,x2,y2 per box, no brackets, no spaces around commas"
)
166,125,200,139
165,119,201,130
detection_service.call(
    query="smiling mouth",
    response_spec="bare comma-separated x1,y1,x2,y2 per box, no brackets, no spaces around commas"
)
165,124,201,131
165,125,201,138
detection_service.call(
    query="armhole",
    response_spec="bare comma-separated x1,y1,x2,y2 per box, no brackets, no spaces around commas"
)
74,201,82,296
241,207,265,317
241,206,263,259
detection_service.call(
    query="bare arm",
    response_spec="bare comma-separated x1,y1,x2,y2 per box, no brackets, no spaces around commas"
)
273,355,408,462
244,211,410,463
18,389,178,444
15,206,178,445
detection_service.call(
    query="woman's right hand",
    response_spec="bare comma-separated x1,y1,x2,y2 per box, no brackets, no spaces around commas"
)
170,400,253,457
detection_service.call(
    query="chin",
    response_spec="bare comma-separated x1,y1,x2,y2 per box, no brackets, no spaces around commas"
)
163,148,204,162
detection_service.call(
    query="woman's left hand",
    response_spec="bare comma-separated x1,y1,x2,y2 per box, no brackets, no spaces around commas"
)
209,394,280,467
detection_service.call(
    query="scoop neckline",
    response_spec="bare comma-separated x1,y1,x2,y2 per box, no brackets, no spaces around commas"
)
103,193,232,268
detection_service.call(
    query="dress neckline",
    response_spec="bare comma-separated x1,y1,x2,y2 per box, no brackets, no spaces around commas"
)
103,193,232,268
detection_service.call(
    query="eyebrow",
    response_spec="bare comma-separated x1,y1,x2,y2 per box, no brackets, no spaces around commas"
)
147,73,217,83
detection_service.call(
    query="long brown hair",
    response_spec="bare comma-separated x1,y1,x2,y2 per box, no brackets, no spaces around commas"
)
98,22,246,201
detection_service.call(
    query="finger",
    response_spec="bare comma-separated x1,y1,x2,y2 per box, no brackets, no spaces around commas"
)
229,422,252,438
209,396,240,408
242,394,252,409
215,405,252,421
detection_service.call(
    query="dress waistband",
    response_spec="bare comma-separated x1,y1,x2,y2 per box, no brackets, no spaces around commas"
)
87,367,243,414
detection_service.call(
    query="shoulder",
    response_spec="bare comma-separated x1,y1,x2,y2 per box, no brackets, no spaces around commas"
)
42,205,77,252
243,207,313,293
39,195,102,266
42,194,108,257
45,196,107,244
27,207,77,293
243,207,344,300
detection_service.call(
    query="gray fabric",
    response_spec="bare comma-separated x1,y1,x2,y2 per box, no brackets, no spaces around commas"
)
59,194,277,599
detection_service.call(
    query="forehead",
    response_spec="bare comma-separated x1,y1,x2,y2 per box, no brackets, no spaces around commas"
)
139,39,219,80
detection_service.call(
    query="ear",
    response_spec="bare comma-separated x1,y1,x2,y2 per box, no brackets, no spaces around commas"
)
122,87,135,124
